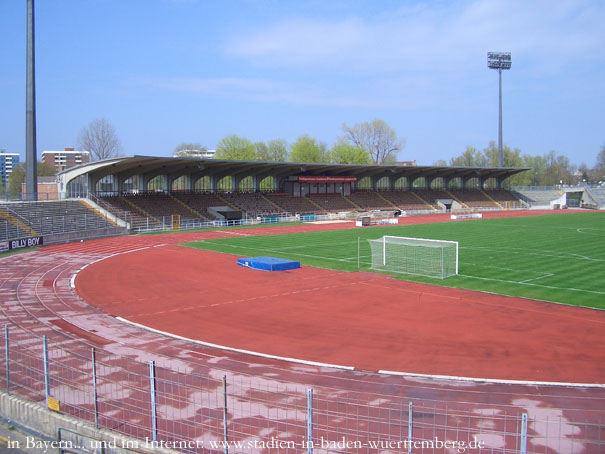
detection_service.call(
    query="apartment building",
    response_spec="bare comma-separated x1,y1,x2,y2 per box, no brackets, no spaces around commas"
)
42,148,90,171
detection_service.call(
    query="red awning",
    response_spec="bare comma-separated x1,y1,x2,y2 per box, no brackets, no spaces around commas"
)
297,176,357,183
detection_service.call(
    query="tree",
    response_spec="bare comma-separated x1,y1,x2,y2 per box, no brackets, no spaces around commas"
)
77,118,122,161
173,143,207,157
289,135,328,163
450,146,485,167
341,119,404,164
267,139,289,162
329,142,371,164
542,150,575,186
215,135,256,160
6,161,56,195
433,159,448,166
577,163,593,184
254,142,269,160
482,142,524,169
253,140,289,162
522,154,548,186
594,144,605,182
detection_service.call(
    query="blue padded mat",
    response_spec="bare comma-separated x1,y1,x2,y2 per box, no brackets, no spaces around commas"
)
237,256,300,271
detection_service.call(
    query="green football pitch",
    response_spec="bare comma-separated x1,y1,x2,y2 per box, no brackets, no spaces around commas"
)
183,212,605,309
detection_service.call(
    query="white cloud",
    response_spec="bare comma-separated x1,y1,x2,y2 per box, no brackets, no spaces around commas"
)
133,1,605,111
225,0,605,74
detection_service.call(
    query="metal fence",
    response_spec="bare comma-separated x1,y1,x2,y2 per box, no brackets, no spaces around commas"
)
1,324,603,454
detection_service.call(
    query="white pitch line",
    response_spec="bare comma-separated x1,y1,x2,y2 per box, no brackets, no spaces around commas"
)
378,369,605,389
520,273,554,284
116,317,355,371
459,274,605,296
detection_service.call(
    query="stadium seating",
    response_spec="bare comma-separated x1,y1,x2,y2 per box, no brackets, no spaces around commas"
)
592,187,605,206
513,188,563,207
171,192,239,220
217,192,285,217
414,190,454,209
346,191,395,210
93,188,527,230
308,194,359,212
484,189,524,208
100,196,163,230
263,193,321,214
0,215,34,240
0,200,114,237
449,190,499,208
378,190,435,211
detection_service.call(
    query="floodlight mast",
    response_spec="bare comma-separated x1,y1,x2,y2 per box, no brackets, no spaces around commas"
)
26,0,38,201
487,52,511,168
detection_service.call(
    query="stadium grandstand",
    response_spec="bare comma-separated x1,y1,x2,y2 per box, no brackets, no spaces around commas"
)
50,155,530,229
2,155,602,242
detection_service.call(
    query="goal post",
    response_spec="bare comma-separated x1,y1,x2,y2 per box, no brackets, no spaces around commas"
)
368,235,458,279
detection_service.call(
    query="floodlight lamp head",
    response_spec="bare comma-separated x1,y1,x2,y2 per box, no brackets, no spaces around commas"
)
487,52,512,70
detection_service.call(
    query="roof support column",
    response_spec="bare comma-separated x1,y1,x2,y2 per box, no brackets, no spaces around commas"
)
386,176,395,190
86,173,95,197
232,175,240,192
370,176,379,191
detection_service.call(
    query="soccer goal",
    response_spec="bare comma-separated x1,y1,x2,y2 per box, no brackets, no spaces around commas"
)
368,236,458,279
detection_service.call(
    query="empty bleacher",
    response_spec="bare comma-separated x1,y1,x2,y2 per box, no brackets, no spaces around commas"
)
308,194,358,212
414,190,454,209
346,191,395,211
120,193,199,221
592,188,605,206
263,193,321,214
379,190,435,211
171,192,231,220
100,196,163,230
513,188,563,207
449,190,499,208
217,192,284,217
90,188,530,233
0,200,115,237
483,190,524,208
0,207,36,240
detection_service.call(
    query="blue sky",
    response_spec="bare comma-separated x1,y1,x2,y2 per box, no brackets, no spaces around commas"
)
1,0,604,166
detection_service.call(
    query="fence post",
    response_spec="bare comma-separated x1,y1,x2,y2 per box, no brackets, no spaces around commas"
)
4,325,9,394
222,375,228,454
149,361,157,442
407,402,413,454
306,389,313,454
520,413,528,454
91,348,99,428
43,335,50,401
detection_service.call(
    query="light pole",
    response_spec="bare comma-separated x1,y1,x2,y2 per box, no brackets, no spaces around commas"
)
26,0,38,201
487,52,511,168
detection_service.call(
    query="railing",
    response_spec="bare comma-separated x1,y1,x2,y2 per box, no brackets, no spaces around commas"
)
2,323,602,453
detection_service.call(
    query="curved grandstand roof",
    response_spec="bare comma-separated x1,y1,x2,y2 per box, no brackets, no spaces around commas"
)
59,155,528,188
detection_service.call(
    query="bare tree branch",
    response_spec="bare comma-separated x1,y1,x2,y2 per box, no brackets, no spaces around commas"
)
77,118,122,161
341,119,404,164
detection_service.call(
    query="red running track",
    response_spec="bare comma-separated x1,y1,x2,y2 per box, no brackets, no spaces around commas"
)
1,209,604,454
76,213,605,384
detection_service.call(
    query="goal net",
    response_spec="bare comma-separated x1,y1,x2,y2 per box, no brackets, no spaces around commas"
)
368,236,458,279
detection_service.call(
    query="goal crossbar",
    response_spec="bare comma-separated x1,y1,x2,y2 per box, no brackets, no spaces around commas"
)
369,235,459,279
